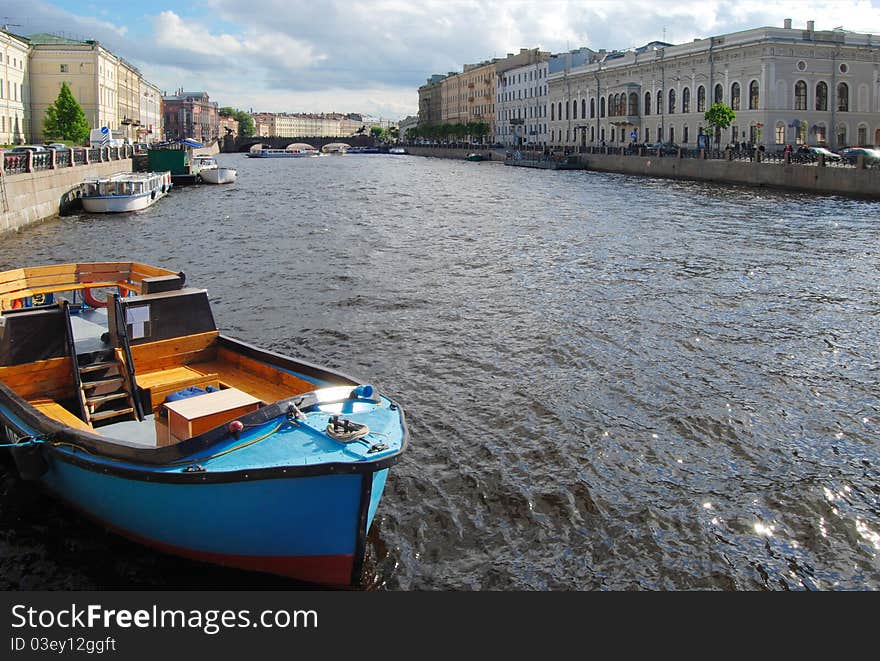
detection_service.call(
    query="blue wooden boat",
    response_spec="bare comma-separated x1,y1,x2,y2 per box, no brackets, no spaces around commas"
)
0,262,407,586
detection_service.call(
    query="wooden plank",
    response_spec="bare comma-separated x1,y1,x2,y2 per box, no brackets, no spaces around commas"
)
0,268,26,287
0,281,136,306
146,373,220,410
130,263,178,281
188,358,313,405
129,331,219,373
29,398,93,433
0,357,74,400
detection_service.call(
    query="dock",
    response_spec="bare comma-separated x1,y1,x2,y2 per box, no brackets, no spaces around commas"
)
504,157,585,170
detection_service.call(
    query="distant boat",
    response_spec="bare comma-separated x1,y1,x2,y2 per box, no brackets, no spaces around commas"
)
192,156,237,184
347,147,380,154
246,149,318,159
466,153,485,162
321,143,350,155
81,172,172,213
389,147,407,155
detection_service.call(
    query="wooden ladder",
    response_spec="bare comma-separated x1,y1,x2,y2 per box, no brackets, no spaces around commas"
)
76,354,139,425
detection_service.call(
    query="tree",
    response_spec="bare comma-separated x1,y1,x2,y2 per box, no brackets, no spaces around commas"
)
219,106,255,137
704,102,736,148
43,82,90,144
370,126,384,140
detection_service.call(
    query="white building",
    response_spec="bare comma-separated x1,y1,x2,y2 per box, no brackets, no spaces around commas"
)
0,28,30,145
548,19,880,151
496,56,551,147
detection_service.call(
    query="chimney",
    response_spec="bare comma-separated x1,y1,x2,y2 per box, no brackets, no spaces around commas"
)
807,20,815,31
784,18,792,29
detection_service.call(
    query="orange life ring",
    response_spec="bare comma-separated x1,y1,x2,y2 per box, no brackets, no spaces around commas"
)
83,287,109,308
11,298,23,309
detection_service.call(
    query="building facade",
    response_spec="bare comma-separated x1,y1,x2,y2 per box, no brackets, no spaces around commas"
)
248,112,368,138
417,75,444,126
548,20,880,151
138,78,162,144
0,28,30,145
163,90,219,144
495,49,552,147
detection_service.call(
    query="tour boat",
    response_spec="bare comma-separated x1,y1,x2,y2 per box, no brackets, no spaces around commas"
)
389,147,408,155
466,153,485,162
192,156,237,184
246,148,319,158
81,172,172,213
0,262,407,586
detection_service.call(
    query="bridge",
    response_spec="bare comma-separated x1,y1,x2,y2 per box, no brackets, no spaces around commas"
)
223,135,377,153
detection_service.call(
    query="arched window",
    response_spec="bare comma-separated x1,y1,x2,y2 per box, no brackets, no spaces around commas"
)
600,97,605,117
572,100,577,120
697,86,706,112
565,101,569,120
714,84,723,104
837,123,847,145
775,122,785,145
590,98,595,118
668,89,676,114
629,92,638,116
795,81,807,110
730,82,740,110
581,99,586,119
682,87,690,113
558,102,562,120
551,103,555,121
815,82,827,111
590,126,594,142
837,83,849,111
656,90,663,115
645,91,651,116
608,94,614,117
749,81,759,109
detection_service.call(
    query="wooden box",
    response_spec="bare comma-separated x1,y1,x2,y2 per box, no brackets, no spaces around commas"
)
163,387,260,443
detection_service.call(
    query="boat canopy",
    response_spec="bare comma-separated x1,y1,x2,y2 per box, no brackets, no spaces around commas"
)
321,143,350,153
0,262,181,311
285,143,316,151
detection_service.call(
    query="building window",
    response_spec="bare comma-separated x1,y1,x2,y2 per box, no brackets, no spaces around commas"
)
683,126,689,143
590,126,594,141
837,124,847,146
795,81,807,110
668,89,676,114
581,99,586,118
629,93,638,116
714,84,723,104
730,82,740,110
644,127,649,143
815,125,826,143
839,63,848,74
656,91,663,115
590,98,595,118
837,83,849,111
565,101,570,120
669,126,675,143
551,104,554,121
858,125,867,145
644,91,651,116
815,82,828,111
60,64,68,73
600,97,605,117
775,122,785,144
682,87,690,113
749,81,759,110
558,102,562,120
697,86,706,112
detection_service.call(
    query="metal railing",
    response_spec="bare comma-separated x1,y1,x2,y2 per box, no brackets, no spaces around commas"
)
1,145,134,177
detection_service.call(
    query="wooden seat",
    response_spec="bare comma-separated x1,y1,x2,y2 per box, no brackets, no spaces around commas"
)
29,398,94,433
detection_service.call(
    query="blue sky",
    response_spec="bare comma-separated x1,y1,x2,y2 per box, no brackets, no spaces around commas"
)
5,1,880,120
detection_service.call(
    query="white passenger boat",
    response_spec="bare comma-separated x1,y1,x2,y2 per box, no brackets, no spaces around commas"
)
81,172,172,213
246,148,318,159
192,156,237,184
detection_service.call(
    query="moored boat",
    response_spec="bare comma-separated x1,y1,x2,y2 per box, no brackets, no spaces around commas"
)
466,153,485,162
0,262,407,586
81,172,172,213
389,147,408,155
246,148,318,158
192,156,237,184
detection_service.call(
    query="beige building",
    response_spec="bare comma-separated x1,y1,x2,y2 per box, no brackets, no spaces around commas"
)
0,28,31,145
138,78,162,144
28,34,120,143
548,20,880,151
116,58,140,143
252,112,368,138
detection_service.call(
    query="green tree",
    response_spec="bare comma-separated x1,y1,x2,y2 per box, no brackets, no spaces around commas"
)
43,82,90,144
219,107,256,137
704,102,736,148
370,126,384,140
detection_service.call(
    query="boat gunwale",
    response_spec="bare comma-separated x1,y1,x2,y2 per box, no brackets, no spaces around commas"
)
0,334,408,483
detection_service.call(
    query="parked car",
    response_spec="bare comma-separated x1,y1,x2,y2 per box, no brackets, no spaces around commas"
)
807,146,841,161
45,143,69,151
646,142,680,154
839,147,880,165
11,145,49,153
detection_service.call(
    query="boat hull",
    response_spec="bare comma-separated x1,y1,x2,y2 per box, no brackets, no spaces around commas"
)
82,189,168,213
200,167,237,184
33,456,388,585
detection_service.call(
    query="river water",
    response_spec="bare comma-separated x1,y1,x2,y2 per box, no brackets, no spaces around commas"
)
1,153,878,590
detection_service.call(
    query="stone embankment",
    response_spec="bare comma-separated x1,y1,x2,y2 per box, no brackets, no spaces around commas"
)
405,146,880,199
1,147,133,235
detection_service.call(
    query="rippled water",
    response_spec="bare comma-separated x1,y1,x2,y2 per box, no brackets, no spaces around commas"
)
1,153,879,590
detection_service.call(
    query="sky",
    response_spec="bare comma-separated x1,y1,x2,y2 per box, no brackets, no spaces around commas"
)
4,1,880,120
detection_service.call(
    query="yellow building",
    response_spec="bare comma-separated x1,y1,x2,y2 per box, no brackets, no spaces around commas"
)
0,28,31,145
138,78,162,145
116,58,140,143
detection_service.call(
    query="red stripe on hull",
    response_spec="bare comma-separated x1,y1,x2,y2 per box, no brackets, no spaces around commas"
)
97,512,355,586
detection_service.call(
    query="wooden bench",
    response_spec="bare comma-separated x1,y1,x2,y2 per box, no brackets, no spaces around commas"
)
29,398,94,433
139,368,221,411
0,356,76,401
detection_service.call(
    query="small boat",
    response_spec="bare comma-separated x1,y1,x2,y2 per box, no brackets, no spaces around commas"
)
347,147,380,154
246,148,318,159
0,262,407,586
466,153,484,162
192,156,237,184
81,172,172,213
389,147,408,155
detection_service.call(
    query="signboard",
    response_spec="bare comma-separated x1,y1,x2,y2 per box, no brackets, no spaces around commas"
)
697,134,709,149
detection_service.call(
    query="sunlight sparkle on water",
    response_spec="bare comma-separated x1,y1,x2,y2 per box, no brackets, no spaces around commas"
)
754,522,775,537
